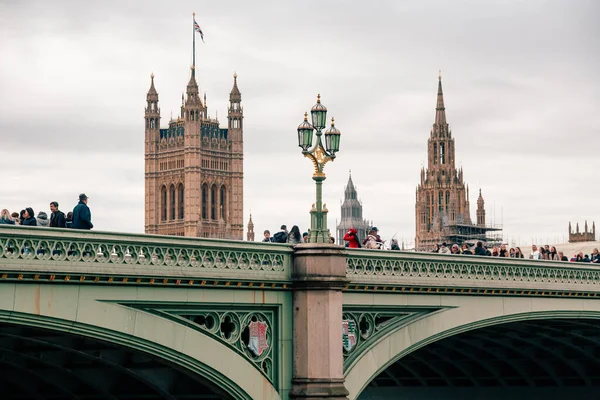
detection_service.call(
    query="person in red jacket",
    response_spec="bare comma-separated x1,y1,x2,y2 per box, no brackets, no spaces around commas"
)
343,228,361,248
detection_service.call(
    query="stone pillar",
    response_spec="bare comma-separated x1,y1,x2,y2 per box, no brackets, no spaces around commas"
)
290,244,349,399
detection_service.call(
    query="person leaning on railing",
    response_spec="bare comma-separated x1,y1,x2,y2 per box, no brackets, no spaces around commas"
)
0,209,15,225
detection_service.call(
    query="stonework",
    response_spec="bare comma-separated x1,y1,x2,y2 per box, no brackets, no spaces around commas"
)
336,173,372,245
415,76,500,250
144,68,243,239
568,221,596,243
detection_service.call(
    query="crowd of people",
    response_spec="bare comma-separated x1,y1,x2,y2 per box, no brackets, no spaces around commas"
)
428,242,600,263
0,194,94,230
262,225,314,244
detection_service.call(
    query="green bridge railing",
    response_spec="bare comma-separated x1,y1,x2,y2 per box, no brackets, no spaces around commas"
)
2,226,599,295
0,225,293,284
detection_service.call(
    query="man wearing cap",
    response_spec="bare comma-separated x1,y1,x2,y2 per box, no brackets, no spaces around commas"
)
363,227,383,247
72,193,94,230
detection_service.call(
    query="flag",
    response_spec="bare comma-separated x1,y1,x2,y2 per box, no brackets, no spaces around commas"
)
194,18,204,43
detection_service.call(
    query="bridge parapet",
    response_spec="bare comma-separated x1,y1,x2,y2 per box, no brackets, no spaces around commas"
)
0,226,293,285
346,249,600,296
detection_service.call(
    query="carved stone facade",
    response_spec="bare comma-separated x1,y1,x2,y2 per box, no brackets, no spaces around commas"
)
144,68,243,239
415,76,499,250
336,173,372,245
569,221,596,243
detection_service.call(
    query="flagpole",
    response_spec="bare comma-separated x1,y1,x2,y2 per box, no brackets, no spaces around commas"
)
192,12,196,76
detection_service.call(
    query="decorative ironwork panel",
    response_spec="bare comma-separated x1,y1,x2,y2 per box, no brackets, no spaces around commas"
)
0,226,292,282
117,302,279,386
345,250,600,292
341,307,441,371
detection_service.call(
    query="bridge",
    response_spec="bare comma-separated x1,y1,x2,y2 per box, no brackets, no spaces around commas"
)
1,225,600,400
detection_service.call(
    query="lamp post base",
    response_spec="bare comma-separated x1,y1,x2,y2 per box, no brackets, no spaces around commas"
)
309,208,330,243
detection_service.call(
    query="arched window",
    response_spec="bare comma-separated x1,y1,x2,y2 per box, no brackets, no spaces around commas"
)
169,185,176,220
446,191,450,211
220,185,226,221
433,144,437,165
438,192,443,213
211,185,217,220
440,143,445,164
178,184,184,219
150,119,155,129
202,184,208,220
161,186,167,221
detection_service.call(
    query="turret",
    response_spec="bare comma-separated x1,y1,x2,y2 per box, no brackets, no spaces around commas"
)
247,213,255,241
476,189,485,226
145,73,160,143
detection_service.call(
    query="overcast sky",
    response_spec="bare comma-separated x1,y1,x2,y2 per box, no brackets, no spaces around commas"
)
1,0,598,247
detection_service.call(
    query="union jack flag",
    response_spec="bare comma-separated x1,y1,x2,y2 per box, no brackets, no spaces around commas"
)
194,18,204,42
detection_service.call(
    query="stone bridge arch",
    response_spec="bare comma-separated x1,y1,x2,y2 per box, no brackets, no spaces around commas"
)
344,294,600,399
0,283,282,400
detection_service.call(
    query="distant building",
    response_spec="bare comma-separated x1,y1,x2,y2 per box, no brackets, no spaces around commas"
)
247,214,255,242
568,221,596,243
415,75,502,250
336,172,373,245
144,64,244,239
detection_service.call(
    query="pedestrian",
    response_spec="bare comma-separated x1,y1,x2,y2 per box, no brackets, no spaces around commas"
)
558,251,568,261
0,209,15,225
499,244,509,257
11,212,20,225
343,228,361,248
36,211,50,227
21,207,37,226
72,193,93,230
491,246,499,257
591,248,600,264
438,243,451,254
431,244,440,253
548,246,559,261
390,238,400,251
529,245,541,260
364,229,380,249
49,201,67,228
65,211,73,228
474,241,487,256
461,244,473,255
509,247,516,258
262,230,273,242
515,247,524,258
287,225,302,244
302,232,308,243
272,225,288,243
450,244,461,254
329,236,335,244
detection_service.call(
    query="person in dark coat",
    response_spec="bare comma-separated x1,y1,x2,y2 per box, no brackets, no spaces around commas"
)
65,211,73,228
49,201,67,228
21,207,37,226
72,193,93,230
474,241,487,256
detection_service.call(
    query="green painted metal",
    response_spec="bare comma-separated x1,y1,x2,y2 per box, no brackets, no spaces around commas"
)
345,248,600,294
115,301,281,385
341,306,445,372
0,225,293,283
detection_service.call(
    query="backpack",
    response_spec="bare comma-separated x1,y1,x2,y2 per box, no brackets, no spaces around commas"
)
273,231,287,243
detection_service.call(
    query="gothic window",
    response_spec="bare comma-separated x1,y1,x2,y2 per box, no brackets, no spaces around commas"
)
161,186,167,221
211,185,217,220
438,192,443,213
150,119,155,129
440,143,445,164
202,184,208,220
170,185,176,220
151,102,155,111
446,191,450,210
433,144,437,165
178,184,184,219
220,185,226,221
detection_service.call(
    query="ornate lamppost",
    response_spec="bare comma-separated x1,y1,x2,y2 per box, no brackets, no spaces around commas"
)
297,94,341,243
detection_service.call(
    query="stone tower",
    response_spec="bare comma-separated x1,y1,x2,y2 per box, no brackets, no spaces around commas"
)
476,189,486,226
247,213,255,242
415,75,500,250
336,172,372,245
144,65,243,239
568,220,596,243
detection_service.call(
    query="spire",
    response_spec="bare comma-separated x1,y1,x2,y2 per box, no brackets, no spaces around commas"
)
569,221,572,233
147,73,158,100
230,72,241,101
246,213,255,241
585,220,589,233
435,71,447,126
344,171,356,200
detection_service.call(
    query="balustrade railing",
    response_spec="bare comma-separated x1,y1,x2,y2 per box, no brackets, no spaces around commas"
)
0,225,293,282
346,248,600,293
